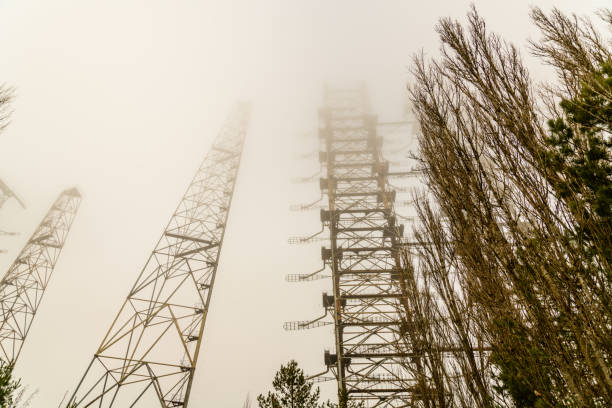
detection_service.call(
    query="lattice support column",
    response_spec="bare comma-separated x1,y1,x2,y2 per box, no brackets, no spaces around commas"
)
65,103,250,408
0,187,81,364
318,85,417,406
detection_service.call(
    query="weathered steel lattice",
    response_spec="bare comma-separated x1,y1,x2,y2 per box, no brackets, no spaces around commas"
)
0,187,81,364
317,86,416,406
66,103,250,408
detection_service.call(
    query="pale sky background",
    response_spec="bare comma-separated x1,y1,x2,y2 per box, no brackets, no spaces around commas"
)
0,1,608,406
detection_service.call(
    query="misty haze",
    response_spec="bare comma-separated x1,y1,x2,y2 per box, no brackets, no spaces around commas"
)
0,1,610,407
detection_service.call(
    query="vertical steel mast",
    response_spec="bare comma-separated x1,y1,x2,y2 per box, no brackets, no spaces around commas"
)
66,103,250,408
318,85,415,406
0,187,81,364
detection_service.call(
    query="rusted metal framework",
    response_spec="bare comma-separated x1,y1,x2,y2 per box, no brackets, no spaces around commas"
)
317,85,415,406
0,187,81,364
65,103,250,408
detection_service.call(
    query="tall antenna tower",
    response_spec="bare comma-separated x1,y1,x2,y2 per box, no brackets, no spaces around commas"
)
319,85,416,405
66,103,250,408
285,85,424,406
0,187,81,364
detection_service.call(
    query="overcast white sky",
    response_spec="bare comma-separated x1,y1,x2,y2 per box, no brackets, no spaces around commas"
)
0,1,608,406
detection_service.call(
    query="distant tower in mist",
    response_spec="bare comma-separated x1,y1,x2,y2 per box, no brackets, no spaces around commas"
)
285,84,424,406
0,179,25,211
318,85,417,405
0,187,81,364
65,103,250,408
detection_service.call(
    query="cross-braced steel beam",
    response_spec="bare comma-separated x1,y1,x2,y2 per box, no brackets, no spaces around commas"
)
65,103,250,408
0,187,81,364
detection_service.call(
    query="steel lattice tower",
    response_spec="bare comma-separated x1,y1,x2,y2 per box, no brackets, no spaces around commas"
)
317,85,416,406
0,187,81,364
65,103,250,408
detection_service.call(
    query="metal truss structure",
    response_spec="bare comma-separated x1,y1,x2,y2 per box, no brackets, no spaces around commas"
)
0,187,81,364
286,85,425,406
318,86,415,406
287,85,491,406
65,103,250,408
0,179,25,210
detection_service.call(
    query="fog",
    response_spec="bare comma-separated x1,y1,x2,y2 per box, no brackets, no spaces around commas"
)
0,0,607,406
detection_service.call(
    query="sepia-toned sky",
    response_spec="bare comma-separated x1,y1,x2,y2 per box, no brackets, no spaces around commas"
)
0,0,608,406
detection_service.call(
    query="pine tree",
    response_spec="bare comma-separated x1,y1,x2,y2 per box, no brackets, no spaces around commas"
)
0,361,20,408
545,61,612,251
257,360,323,408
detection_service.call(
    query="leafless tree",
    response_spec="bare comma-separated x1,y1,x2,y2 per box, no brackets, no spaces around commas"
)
403,6,611,407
